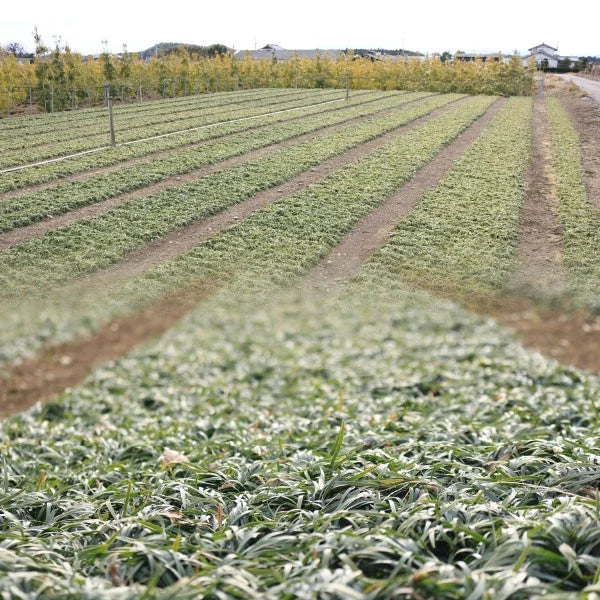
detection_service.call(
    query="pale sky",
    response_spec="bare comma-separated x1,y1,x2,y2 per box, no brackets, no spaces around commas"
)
3,0,599,57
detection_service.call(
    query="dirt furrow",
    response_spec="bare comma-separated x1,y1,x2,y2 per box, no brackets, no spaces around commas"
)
0,94,397,202
304,99,505,292
505,97,568,298
0,94,439,250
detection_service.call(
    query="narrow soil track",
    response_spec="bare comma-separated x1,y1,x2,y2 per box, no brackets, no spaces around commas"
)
505,97,568,298
304,99,505,291
0,283,215,417
0,97,435,250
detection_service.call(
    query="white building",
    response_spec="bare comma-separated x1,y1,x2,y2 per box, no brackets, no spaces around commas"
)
522,43,559,68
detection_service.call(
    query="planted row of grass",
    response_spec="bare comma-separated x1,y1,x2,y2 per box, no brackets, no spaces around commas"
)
354,97,532,295
1,271,599,596
1,89,343,152
0,91,348,169
0,95,496,363
545,96,600,313
0,92,434,233
0,87,308,137
0,93,477,297
0,91,388,192
0,88,310,142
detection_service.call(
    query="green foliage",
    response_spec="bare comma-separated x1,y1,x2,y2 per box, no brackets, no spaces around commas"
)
545,97,600,313
355,98,532,294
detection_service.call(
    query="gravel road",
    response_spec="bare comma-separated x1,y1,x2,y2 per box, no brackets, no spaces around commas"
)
561,74,600,104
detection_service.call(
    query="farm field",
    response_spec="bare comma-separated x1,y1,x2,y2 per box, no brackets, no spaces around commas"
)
1,84,600,597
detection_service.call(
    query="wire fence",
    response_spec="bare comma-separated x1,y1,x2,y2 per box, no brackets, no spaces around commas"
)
0,71,533,119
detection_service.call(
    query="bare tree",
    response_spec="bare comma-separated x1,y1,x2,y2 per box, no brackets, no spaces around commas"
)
6,42,25,56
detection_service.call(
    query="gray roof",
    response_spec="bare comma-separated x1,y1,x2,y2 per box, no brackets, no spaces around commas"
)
529,43,557,51
235,45,346,60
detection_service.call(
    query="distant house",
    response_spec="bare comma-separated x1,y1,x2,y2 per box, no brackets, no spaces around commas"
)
522,43,559,68
235,44,346,61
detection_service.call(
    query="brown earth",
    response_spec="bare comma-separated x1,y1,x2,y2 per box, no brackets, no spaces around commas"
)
0,282,216,418
505,97,568,298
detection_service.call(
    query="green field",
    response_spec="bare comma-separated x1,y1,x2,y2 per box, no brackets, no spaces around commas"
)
1,87,600,598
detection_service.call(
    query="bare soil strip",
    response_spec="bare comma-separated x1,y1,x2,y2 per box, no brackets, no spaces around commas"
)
557,90,600,212
0,96,468,416
304,99,505,292
505,97,568,298
0,283,215,417
0,92,395,202
0,95,442,251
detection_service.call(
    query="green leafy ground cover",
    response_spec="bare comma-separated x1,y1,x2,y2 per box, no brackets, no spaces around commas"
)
2,285,600,597
354,97,532,295
0,95,495,365
0,88,297,134
0,89,342,152
0,91,385,192
545,97,600,314
0,88,308,142
0,92,434,232
0,91,348,169
0,94,483,298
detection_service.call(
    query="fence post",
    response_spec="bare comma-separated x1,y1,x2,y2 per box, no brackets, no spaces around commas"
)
29,87,33,115
345,71,350,100
88,88,92,108
5,90,9,118
104,84,116,146
138,82,142,102
72,89,76,110
50,84,54,113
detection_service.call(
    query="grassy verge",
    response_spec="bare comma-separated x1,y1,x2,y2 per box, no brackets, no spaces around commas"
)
1,286,599,597
545,96,600,313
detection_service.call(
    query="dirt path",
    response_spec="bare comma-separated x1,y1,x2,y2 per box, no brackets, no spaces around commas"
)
304,99,505,291
0,282,215,418
0,98,432,251
505,97,568,298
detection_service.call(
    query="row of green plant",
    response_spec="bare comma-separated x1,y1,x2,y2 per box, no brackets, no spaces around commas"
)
0,92,433,232
0,88,337,149
545,97,600,313
0,91,349,168
0,91,386,192
1,215,598,595
355,97,532,294
0,93,481,298
0,87,306,135
0,95,496,363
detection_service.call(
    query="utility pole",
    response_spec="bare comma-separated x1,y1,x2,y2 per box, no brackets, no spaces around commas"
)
345,71,350,100
50,84,54,113
104,84,116,146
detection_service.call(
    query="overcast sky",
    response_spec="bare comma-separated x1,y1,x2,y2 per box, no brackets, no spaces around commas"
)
3,0,599,57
